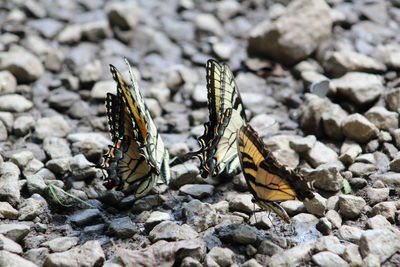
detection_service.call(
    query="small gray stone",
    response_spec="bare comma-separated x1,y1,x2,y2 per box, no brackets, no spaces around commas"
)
332,72,384,106
359,230,400,263
108,217,137,238
169,163,199,188
0,162,21,205
179,184,214,199
365,188,390,205
90,80,115,99
289,135,316,153
370,172,400,187
250,114,279,138
13,116,35,137
377,44,400,70
57,24,82,44
365,106,398,131
216,0,240,21
45,157,72,175
0,234,23,254
339,139,362,165
305,141,338,168
0,94,33,112
218,224,258,245
205,247,234,267
390,155,400,172
337,225,364,243
348,162,377,177
67,132,111,148
258,240,283,256
181,257,202,267
0,224,30,242
0,112,14,132
25,174,47,195
242,259,263,267
42,237,79,252
338,195,366,219
43,137,71,159
0,71,17,95
229,194,258,214
280,200,306,217
384,88,400,113
194,13,223,36
81,20,112,42
0,51,44,82
342,244,362,267
70,154,97,180
192,84,207,106
316,217,332,235
23,248,49,266
304,193,327,216
9,150,34,168
44,240,105,267
149,221,198,242
79,60,103,83
0,202,18,219
371,201,397,222
248,212,273,230
247,0,332,65
362,254,380,267
0,250,38,267
145,211,171,231
324,50,386,78
307,166,343,191
269,241,314,266
18,194,48,221
22,159,44,177
312,251,349,267
342,113,378,143
106,1,139,30
183,199,217,232
70,209,102,226
35,116,71,139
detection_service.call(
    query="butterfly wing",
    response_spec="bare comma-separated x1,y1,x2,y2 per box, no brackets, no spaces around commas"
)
188,60,246,178
237,124,314,222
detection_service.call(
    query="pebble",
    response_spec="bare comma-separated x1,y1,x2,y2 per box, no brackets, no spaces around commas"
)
248,212,273,230
0,51,44,82
67,132,111,148
337,225,364,243
338,195,366,219
35,116,71,139
370,201,397,222
23,248,49,266
194,13,224,36
229,194,258,214
44,240,105,267
106,1,139,30
41,237,79,252
248,0,332,65
332,72,384,106
43,137,72,159
0,162,21,205
107,217,137,238
0,224,30,242
0,250,38,267
365,188,390,205
341,113,378,143
384,88,400,113
0,71,17,95
258,240,283,256
290,135,316,153
205,247,235,267
149,221,199,242
339,139,362,165
70,209,102,226
0,234,23,254
145,211,171,231
269,241,314,267
170,163,199,188
304,193,327,216
300,94,330,136
359,230,400,263
217,224,258,245
0,202,18,219
311,251,349,267
307,166,343,192
0,94,33,112
179,184,214,199
13,116,35,136
18,194,48,221
183,199,218,232
365,106,398,131
324,50,386,77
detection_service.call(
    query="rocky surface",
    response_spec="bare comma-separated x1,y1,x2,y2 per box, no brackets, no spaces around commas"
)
0,0,399,266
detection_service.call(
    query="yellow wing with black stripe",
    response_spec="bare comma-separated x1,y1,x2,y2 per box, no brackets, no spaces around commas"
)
237,124,314,223
102,60,170,199
187,59,247,178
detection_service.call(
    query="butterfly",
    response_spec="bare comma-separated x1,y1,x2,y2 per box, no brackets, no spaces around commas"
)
101,60,170,199
186,59,247,178
237,124,315,223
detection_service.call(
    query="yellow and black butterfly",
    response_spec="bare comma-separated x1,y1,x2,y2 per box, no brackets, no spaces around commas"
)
186,59,247,178
237,124,314,223
101,60,170,199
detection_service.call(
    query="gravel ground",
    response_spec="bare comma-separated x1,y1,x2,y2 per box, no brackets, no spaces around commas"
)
0,0,400,266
